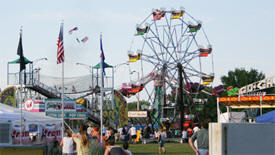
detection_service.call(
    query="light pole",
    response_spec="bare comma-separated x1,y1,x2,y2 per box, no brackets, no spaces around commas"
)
32,58,47,82
32,58,47,98
114,62,129,72
76,62,94,109
130,70,140,111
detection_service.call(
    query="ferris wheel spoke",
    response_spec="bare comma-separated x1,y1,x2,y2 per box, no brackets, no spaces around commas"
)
142,36,163,63
153,20,166,61
164,16,179,61
148,25,177,63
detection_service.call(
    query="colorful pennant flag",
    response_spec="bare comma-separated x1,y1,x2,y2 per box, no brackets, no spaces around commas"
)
68,27,78,34
81,36,88,43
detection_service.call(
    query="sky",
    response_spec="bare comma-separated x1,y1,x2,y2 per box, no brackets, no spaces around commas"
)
0,0,274,96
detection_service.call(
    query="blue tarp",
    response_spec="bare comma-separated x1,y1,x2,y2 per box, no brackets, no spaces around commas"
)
256,110,275,123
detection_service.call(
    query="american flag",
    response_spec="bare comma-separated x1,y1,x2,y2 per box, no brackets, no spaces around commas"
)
68,27,78,34
57,23,64,64
81,36,88,43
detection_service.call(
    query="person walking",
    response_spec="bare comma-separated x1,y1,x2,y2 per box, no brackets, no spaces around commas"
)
157,129,166,154
87,124,93,138
189,122,209,155
182,128,187,143
129,125,137,144
60,130,74,155
72,132,90,155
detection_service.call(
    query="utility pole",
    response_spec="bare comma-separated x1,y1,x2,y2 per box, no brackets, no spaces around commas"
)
177,63,184,131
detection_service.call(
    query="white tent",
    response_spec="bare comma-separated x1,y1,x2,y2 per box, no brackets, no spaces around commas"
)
219,112,246,123
0,103,61,124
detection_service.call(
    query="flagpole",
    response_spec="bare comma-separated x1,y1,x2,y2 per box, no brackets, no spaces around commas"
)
19,28,23,145
100,34,104,144
20,76,23,145
61,21,65,138
57,21,65,138
62,61,65,138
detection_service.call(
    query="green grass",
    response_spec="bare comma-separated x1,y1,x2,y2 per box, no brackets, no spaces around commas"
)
122,143,195,155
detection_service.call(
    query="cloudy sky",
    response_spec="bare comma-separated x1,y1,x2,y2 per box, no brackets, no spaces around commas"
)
0,0,274,94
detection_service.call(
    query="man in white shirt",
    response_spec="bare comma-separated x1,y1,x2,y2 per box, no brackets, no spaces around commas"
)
87,124,93,138
129,124,137,143
182,129,187,143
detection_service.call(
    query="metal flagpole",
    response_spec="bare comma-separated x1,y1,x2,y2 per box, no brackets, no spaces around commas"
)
100,64,104,143
20,73,23,145
19,28,23,145
62,61,65,137
100,34,104,143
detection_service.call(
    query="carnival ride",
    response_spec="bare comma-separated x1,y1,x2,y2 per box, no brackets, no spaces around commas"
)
121,7,214,129
5,60,127,127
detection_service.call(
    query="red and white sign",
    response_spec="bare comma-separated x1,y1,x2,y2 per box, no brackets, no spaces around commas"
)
22,99,45,112
128,111,147,118
24,99,34,111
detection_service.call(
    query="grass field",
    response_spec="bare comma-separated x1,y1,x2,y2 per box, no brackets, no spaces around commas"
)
124,143,195,155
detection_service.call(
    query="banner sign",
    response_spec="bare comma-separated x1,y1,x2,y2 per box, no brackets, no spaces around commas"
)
11,124,30,144
45,99,76,112
40,124,62,141
11,122,62,144
46,111,88,119
21,99,45,112
219,96,275,102
128,111,147,118
239,76,275,95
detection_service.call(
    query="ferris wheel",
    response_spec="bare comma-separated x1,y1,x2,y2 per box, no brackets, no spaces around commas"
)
126,7,214,125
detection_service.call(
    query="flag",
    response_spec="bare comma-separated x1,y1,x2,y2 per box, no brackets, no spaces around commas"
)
68,27,78,34
72,85,77,93
81,36,88,43
57,23,64,64
17,30,25,72
76,38,80,43
100,35,105,75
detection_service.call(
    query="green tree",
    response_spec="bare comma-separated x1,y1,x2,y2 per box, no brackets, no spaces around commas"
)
221,68,265,88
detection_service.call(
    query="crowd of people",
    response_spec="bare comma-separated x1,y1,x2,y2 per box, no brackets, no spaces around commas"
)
42,122,209,155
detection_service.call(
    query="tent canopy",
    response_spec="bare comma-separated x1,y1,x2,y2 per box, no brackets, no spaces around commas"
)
8,57,32,64
256,110,275,123
0,103,61,124
93,62,113,69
